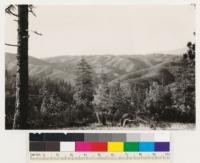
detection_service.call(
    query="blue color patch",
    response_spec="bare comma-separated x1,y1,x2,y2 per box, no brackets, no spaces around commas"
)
139,142,155,152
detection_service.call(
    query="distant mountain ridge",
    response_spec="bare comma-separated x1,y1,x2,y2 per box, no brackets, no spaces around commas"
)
5,52,181,87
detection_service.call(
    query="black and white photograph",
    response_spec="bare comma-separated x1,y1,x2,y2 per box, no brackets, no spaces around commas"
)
5,4,195,130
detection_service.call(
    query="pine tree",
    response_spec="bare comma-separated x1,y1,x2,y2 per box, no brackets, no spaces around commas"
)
73,58,94,123
39,81,65,128
74,57,94,105
93,71,111,124
6,5,39,129
12,5,29,129
174,41,195,118
40,80,65,114
126,83,146,114
145,81,165,121
110,81,123,109
40,84,49,114
109,81,128,121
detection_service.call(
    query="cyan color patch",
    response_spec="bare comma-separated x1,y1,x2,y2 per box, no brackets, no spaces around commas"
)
139,142,155,152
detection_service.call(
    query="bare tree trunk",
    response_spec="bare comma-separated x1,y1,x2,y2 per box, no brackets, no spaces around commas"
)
13,5,29,129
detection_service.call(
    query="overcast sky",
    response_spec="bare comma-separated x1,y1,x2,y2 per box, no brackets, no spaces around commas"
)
5,5,195,58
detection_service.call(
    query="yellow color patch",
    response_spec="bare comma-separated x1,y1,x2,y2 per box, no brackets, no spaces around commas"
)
107,142,124,152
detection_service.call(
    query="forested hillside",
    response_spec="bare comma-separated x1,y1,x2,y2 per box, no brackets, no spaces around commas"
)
5,47,195,129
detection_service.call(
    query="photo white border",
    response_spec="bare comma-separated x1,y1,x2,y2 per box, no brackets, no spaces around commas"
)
0,0,200,163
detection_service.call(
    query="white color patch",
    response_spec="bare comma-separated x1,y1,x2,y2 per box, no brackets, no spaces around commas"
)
154,133,170,142
60,142,75,152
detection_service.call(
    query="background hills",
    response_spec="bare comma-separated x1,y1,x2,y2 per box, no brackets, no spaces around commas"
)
5,52,181,88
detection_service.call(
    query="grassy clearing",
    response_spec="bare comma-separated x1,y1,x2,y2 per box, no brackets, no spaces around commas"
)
62,123,195,130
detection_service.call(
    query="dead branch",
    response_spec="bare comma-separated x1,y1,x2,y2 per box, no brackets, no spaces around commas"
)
29,5,37,17
122,117,148,127
30,30,43,36
5,43,18,47
6,5,37,17
5,5,18,17
6,10,18,17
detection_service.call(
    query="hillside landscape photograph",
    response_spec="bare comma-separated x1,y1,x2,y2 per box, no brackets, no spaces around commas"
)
5,5,195,129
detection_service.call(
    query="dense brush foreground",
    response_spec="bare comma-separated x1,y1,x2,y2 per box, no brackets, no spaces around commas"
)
5,47,195,129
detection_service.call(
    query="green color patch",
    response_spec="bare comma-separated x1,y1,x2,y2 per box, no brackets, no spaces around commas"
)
124,142,139,152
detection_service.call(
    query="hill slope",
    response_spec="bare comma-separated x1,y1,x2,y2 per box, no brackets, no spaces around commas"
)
5,53,181,86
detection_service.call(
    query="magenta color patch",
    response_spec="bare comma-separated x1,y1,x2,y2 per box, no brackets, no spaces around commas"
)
75,142,92,151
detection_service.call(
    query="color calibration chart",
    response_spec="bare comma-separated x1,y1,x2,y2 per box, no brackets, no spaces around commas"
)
29,132,171,163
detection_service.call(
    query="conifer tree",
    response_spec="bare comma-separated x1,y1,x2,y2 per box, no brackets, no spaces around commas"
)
93,70,111,124
6,5,38,129
12,5,29,129
145,81,165,121
110,81,128,119
73,58,94,123
74,58,94,105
